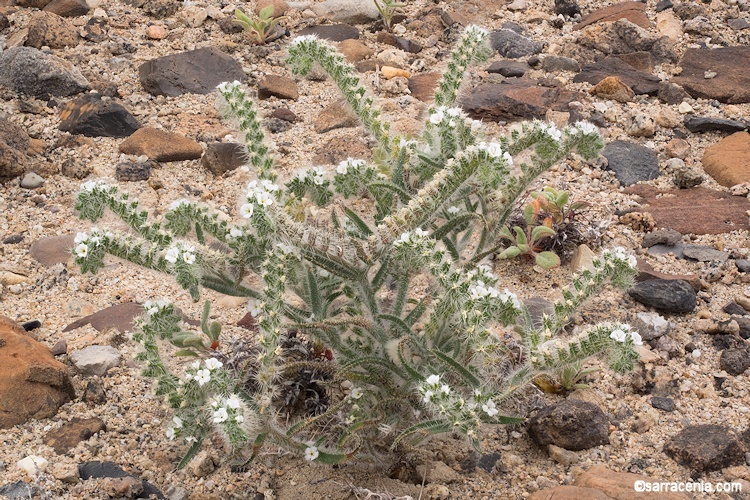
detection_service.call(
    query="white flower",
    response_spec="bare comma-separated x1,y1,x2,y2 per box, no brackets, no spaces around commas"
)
164,247,180,264
182,252,195,265
440,384,451,395
446,107,461,117
89,235,101,245
229,227,243,238
74,232,88,244
413,227,429,238
246,180,259,193
310,166,325,185
429,108,445,125
425,374,441,386
74,243,89,258
336,161,349,175
574,121,598,136
185,436,197,444
465,25,489,38
484,142,504,158
169,199,191,211
240,203,254,219
212,407,228,423
166,427,176,440
204,358,223,371
304,446,319,461
630,331,643,346
447,206,460,215
350,387,363,399
255,190,274,207
261,180,279,192
216,80,241,93
235,414,245,423
247,299,263,318
503,151,513,166
540,122,562,141
610,329,627,343
423,390,435,403
482,400,499,417
225,396,240,409
172,416,183,428
292,34,318,46
394,232,411,246
80,180,106,192
195,369,211,386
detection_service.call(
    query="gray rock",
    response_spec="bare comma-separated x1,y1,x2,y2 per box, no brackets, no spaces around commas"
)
201,142,246,176
70,346,122,376
20,172,44,189
490,23,544,59
628,279,696,313
29,234,75,267
0,481,38,499
555,0,580,17
573,57,660,96
650,396,675,412
682,244,729,262
541,56,581,73
657,81,690,105
722,302,747,316
684,115,748,133
720,346,750,376
310,0,379,24
528,399,610,451
664,425,746,472
641,228,682,248
0,47,90,98
736,259,750,273
601,140,660,186
115,161,153,182
633,312,671,341
672,162,705,189
139,47,245,97
0,119,31,181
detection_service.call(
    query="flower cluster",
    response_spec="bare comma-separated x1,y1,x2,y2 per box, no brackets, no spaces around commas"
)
335,158,366,176
602,246,638,268
79,179,110,193
211,395,246,424
184,357,223,387
429,106,462,127
296,166,326,186
538,121,563,142
393,227,429,248
164,243,197,265
572,120,599,136
242,179,279,216
609,324,643,346
143,299,170,316
165,415,183,440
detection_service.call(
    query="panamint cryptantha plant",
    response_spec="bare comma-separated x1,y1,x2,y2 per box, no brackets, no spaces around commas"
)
72,26,641,467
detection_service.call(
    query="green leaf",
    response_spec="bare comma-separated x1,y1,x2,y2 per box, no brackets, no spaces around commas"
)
530,225,556,242
174,349,200,357
177,436,205,470
391,419,452,450
430,349,480,388
523,204,535,225
513,226,527,246
432,213,482,241
367,180,412,203
343,207,373,236
307,267,322,318
497,246,522,260
442,236,460,263
378,313,412,336
535,251,561,269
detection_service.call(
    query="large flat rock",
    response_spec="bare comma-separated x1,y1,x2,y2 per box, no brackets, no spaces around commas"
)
673,47,750,103
460,81,583,122
702,131,750,187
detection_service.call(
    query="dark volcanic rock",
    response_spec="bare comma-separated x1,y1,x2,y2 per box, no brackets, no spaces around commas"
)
663,425,746,472
555,0,580,17
44,0,90,17
674,47,750,104
0,47,90,98
657,81,691,104
628,279,696,313
377,31,422,53
574,1,651,30
720,346,750,376
139,47,245,97
297,24,359,41
115,161,153,182
487,60,529,77
601,140,660,186
541,56,581,73
685,115,748,133
573,56,660,95
58,93,140,138
461,81,583,122
528,400,610,451
650,396,675,412
490,23,544,59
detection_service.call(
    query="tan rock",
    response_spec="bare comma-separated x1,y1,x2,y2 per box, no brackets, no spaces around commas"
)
702,132,750,187
590,76,634,103
119,127,203,162
655,108,681,128
382,66,410,79
0,271,27,286
25,11,78,49
314,100,358,134
337,39,374,63
529,485,612,500
408,72,441,102
656,11,682,40
575,465,690,499
570,243,597,272
258,74,299,100
254,0,289,16
665,138,690,159
0,316,75,428
145,25,168,40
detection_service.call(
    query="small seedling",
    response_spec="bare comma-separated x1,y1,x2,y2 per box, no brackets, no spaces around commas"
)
373,0,406,33
234,5,286,45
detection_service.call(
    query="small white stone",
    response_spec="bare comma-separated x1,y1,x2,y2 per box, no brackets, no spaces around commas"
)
678,102,694,114
17,455,48,477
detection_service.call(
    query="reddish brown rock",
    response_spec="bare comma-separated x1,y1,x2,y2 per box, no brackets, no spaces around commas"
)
62,303,145,334
314,100,358,134
529,486,611,500
43,417,106,454
312,134,371,165
0,117,31,181
575,1,650,30
337,39,374,63
119,127,203,162
665,138,690,159
0,316,75,428
408,72,441,102
624,184,750,234
25,11,78,49
460,81,583,122
701,132,750,187
573,56,660,95
201,142,246,176
257,74,299,100
145,25,167,40
574,465,689,499
254,0,288,16
43,0,89,17
674,47,750,104
635,259,700,291
16,0,53,8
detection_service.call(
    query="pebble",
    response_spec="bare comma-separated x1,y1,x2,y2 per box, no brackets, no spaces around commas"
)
17,455,48,477
146,25,168,40
20,172,45,189
69,345,122,376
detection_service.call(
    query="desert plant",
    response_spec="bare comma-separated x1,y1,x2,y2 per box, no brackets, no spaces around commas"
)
373,0,406,33
72,27,641,468
234,5,286,45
